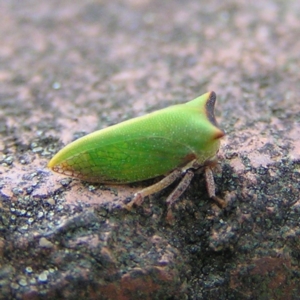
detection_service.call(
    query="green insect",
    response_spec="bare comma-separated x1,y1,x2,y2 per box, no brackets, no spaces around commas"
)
48,91,225,211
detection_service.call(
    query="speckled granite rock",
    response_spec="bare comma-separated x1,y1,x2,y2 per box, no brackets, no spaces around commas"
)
0,0,299,299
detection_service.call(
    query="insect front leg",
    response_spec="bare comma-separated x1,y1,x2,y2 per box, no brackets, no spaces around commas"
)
126,169,182,209
204,166,226,208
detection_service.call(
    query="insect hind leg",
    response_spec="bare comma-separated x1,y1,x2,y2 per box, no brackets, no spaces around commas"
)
126,169,182,209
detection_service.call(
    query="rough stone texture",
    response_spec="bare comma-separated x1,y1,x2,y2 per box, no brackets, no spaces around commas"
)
0,0,299,299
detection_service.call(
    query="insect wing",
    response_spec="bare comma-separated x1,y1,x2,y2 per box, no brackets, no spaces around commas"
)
50,132,194,183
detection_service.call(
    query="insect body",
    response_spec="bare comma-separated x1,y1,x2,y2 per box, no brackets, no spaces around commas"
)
48,91,225,209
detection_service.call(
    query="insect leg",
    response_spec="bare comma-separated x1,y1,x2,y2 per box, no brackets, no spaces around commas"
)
204,166,226,207
166,170,194,208
126,169,182,209
165,170,194,223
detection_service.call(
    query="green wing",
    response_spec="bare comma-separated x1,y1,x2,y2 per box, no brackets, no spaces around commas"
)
50,134,195,183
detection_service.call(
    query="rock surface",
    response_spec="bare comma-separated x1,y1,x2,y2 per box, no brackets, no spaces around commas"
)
0,0,299,299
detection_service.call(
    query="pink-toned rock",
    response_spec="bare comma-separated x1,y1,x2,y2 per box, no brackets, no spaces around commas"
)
0,0,299,299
